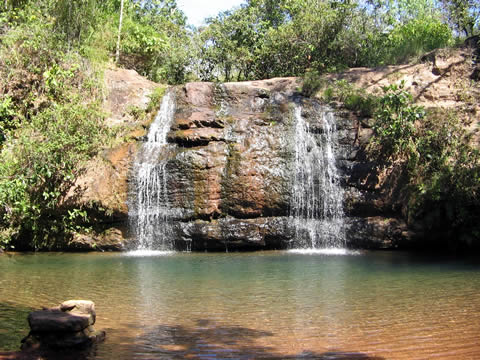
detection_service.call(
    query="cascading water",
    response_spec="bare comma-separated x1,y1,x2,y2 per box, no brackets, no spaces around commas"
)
128,90,177,251
290,104,346,249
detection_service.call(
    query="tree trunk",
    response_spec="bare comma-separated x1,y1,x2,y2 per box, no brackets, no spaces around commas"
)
115,0,125,64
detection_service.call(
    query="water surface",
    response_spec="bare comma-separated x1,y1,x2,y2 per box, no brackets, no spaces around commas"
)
1,251,479,359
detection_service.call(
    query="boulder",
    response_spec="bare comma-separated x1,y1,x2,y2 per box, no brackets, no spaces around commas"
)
68,229,126,252
28,310,92,333
22,300,105,351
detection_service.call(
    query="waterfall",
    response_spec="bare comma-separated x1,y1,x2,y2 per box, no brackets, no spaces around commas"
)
290,104,346,249
129,90,176,251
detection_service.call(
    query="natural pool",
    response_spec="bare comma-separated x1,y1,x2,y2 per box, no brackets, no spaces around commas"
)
1,251,479,359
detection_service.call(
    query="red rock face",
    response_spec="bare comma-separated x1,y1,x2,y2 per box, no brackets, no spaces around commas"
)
160,79,302,250
73,71,419,251
163,79,417,251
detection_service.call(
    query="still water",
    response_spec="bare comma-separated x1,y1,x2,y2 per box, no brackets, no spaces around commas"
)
1,251,479,359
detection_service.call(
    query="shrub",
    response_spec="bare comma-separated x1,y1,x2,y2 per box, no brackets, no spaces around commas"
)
370,84,479,246
301,70,325,97
344,93,378,117
0,8,106,250
0,100,104,249
372,81,425,158
386,18,453,63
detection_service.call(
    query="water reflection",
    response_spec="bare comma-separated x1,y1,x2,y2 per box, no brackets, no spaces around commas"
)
0,252,479,360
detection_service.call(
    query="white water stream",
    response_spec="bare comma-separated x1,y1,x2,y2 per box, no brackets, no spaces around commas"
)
129,91,177,251
290,104,346,249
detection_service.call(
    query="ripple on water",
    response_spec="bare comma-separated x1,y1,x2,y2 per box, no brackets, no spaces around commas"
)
124,250,176,257
288,248,362,255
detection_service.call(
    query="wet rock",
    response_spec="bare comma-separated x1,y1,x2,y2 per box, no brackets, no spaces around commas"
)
168,128,225,146
174,217,293,251
146,77,420,250
165,79,299,229
22,300,105,351
345,217,415,249
28,310,92,333
68,228,126,252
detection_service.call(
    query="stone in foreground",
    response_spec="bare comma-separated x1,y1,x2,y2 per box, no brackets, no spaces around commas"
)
21,300,105,351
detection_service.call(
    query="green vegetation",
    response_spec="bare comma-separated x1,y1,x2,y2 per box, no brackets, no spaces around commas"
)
304,78,379,117
373,82,426,157
0,4,105,249
309,77,479,246
0,0,189,249
0,0,478,85
193,0,477,82
370,84,480,246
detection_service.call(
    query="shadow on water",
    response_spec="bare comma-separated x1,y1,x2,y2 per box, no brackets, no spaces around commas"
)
0,303,33,351
0,304,386,360
98,319,386,360
0,303,386,359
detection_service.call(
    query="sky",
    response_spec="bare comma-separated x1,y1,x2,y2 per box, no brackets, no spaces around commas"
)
176,0,246,27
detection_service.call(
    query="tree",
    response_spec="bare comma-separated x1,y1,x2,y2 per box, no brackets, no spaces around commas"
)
440,0,480,37
116,0,125,63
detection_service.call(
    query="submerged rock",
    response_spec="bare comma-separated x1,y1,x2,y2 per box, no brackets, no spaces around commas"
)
21,300,105,351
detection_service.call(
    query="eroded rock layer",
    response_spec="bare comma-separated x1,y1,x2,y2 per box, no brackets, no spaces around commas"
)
126,78,404,251
129,79,299,250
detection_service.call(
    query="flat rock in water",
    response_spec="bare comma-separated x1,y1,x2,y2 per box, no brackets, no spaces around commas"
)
28,310,91,333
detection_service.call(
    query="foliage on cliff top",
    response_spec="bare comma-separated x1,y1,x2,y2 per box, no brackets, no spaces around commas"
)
370,84,480,247
192,0,474,82
2,0,478,85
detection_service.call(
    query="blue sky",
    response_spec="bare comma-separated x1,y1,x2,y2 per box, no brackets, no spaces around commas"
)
176,0,246,27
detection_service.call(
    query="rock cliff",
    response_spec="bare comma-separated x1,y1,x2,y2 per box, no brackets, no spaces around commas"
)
164,79,299,250
128,78,409,250
76,46,479,251
68,68,162,251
